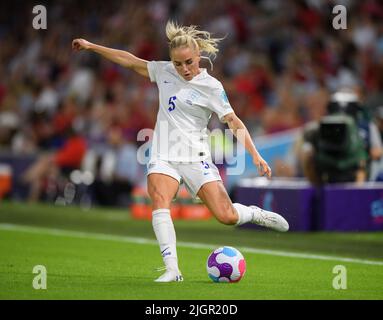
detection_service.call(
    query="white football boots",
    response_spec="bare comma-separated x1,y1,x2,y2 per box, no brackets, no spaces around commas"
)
250,205,289,232
154,269,184,282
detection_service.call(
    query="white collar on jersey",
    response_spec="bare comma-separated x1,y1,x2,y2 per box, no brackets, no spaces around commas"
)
176,68,208,83
191,68,208,81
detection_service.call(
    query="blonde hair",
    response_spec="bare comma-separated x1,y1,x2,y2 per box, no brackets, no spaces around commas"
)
165,21,222,60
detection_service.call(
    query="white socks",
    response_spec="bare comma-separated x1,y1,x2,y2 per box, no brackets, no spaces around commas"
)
152,204,255,272
152,209,179,272
233,203,254,226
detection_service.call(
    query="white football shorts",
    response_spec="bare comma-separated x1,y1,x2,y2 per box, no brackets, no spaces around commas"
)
147,159,222,198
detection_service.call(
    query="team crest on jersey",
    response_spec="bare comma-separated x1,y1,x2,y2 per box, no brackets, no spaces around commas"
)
185,90,201,106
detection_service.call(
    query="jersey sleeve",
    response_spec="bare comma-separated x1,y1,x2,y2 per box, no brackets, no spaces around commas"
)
208,85,234,122
147,61,169,83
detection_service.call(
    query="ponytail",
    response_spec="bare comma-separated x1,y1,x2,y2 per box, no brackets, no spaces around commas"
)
165,20,223,60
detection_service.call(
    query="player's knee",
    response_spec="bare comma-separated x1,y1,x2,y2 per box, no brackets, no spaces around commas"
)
148,189,171,209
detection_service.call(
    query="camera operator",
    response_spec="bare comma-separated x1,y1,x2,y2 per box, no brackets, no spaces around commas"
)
300,88,382,185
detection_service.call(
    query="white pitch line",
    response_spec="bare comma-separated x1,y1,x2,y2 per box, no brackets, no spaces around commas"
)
1,223,383,266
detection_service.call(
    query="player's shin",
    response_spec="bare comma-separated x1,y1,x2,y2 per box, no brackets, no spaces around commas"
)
152,209,180,272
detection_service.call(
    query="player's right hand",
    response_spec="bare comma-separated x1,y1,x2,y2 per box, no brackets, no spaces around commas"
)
72,38,92,51
253,155,272,179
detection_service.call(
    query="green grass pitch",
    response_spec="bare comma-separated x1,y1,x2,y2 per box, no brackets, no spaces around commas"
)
0,201,382,300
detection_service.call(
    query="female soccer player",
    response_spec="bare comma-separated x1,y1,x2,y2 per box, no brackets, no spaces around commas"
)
72,21,289,282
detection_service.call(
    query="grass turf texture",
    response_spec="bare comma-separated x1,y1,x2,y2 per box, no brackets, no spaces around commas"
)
0,201,383,299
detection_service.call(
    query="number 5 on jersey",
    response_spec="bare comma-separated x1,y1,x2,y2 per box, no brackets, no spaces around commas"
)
168,96,177,112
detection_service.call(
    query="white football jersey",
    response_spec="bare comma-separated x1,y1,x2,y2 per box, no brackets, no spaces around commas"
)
147,60,234,162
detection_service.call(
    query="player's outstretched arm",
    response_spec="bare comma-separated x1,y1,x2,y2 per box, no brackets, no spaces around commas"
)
223,112,272,178
72,38,149,77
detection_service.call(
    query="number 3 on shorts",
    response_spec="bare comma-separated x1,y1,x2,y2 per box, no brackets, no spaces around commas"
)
168,96,176,111
201,161,210,169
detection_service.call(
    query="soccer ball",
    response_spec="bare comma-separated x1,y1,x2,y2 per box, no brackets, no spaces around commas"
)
206,246,246,283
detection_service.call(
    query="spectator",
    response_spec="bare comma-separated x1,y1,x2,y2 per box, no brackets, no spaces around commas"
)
91,126,141,207
22,126,87,202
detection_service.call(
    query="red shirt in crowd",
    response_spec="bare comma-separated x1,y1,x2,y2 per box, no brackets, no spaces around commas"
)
54,135,87,168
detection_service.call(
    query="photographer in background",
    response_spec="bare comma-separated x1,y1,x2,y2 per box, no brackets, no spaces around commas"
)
300,88,382,185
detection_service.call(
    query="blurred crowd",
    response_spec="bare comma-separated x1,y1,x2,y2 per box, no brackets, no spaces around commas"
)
2,0,383,203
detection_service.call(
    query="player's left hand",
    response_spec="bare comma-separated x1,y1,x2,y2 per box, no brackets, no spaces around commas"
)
253,156,272,178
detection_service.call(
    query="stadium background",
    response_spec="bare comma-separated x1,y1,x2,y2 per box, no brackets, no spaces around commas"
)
1,0,383,300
